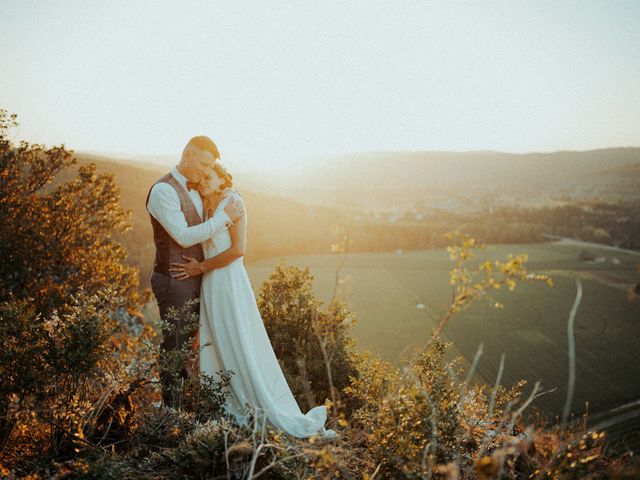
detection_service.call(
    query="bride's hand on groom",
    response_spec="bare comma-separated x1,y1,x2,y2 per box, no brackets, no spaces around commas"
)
169,255,203,280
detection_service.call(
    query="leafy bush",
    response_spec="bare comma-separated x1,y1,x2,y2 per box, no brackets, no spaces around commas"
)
257,260,359,417
0,109,140,315
0,290,125,454
156,299,236,422
348,338,528,478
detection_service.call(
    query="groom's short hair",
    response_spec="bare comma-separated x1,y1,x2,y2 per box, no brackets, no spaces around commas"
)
184,135,220,160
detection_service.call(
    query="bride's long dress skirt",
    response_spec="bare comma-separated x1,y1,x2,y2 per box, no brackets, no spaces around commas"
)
199,256,336,439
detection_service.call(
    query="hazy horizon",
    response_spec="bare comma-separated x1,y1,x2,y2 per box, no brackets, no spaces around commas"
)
71,145,640,189
76,144,640,172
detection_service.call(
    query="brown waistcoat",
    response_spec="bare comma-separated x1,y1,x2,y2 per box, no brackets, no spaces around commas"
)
145,173,205,277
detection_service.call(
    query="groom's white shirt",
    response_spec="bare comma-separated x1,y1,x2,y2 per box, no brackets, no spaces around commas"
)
146,166,232,248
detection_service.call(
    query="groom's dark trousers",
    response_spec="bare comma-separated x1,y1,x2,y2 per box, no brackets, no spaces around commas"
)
146,173,204,409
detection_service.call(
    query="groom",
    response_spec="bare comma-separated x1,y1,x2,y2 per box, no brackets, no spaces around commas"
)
146,136,244,407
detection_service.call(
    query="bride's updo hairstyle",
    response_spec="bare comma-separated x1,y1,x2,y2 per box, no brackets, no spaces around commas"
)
185,135,233,190
212,160,233,190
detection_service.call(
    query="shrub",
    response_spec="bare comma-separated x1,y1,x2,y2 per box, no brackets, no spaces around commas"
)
344,337,525,478
0,290,125,454
154,299,236,420
257,260,359,417
0,109,140,315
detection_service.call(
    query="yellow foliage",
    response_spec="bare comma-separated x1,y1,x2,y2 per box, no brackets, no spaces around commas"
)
432,230,553,341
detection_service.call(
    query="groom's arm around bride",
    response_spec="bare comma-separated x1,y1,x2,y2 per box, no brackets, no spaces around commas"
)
147,181,238,249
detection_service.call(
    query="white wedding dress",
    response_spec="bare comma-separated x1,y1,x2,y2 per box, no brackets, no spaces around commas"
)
198,189,338,440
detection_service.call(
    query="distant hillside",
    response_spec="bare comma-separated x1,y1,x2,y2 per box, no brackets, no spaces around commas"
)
70,148,640,289
314,147,640,188
288,148,640,208
579,160,640,184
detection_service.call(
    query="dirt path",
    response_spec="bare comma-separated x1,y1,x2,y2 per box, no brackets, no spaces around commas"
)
542,268,634,291
544,235,640,256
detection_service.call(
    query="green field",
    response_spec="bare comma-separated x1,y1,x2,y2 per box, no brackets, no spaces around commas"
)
246,241,640,432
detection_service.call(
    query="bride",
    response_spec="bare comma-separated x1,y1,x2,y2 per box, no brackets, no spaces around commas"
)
169,160,338,441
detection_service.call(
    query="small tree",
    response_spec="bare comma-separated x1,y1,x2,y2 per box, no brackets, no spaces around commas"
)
257,260,358,417
430,231,553,342
0,108,140,315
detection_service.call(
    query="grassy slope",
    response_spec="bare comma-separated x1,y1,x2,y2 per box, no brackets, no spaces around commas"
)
246,241,640,427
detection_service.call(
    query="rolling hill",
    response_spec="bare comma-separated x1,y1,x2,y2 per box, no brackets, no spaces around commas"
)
287,147,640,208
71,147,640,288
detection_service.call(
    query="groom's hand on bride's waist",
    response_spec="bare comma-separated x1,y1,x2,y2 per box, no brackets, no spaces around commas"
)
224,197,244,223
169,255,203,280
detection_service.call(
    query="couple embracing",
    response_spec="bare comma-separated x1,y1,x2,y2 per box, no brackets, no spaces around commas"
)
145,135,338,441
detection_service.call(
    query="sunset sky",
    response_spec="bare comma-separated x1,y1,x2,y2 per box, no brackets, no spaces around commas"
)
1,0,639,174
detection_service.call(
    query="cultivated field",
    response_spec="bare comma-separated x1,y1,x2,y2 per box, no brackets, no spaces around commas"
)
246,241,640,443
